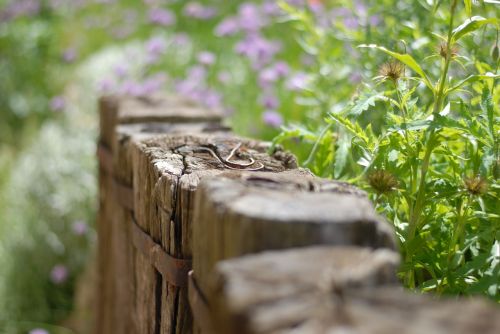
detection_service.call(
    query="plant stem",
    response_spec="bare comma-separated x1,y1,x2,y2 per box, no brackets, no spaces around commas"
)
404,0,458,287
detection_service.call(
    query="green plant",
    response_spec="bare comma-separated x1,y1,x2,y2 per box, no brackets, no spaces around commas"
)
277,0,499,298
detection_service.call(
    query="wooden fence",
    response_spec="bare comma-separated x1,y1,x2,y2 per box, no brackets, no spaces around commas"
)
95,93,499,334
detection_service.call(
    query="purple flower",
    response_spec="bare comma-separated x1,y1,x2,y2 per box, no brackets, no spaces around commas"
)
29,329,49,334
145,36,168,63
142,73,167,93
238,3,265,32
260,95,280,110
261,1,282,16
235,34,282,69
286,72,310,91
62,47,78,63
50,265,69,284
214,17,240,37
262,111,283,128
72,221,88,236
202,89,223,108
183,2,217,20
50,96,66,112
272,61,290,77
121,80,146,97
113,63,128,78
197,51,216,66
148,8,176,26
258,67,279,87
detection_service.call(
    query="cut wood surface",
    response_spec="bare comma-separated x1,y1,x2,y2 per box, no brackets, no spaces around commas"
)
96,94,227,334
209,246,499,334
131,133,298,334
192,173,396,296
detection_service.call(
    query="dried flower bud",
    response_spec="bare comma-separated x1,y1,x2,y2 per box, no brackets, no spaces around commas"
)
439,43,458,59
378,61,405,82
463,175,488,196
367,170,398,194
491,44,499,63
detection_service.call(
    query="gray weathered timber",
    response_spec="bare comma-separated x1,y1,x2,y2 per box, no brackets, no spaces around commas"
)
192,173,396,296
209,246,500,334
97,93,225,334
131,134,297,334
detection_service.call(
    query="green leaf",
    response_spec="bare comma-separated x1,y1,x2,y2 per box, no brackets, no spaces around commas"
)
451,16,499,42
349,93,387,116
446,72,500,94
334,133,349,178
358,44,434,91
464,0,472,17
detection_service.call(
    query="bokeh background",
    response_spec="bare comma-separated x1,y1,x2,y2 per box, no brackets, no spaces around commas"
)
0,0,498,333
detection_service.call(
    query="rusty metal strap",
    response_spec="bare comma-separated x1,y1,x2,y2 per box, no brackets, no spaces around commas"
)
188,271,215,334
131,220,192,287
97,143,134,211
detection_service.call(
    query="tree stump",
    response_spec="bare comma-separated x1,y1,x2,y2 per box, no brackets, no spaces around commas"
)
131,134,298,334
192,173,396,298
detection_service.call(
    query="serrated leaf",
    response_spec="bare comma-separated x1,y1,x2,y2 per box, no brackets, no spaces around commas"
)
350,93,386,116
358,44,434,91
451,16,499,42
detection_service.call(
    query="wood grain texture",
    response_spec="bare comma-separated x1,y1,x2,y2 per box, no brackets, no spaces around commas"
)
210,246,500,334
192,172,396,296
209,246,400,334
131,133,298,334
97,93,226,334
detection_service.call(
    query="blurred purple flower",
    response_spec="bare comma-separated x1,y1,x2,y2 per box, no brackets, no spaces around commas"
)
3,0,41,21
72,221,88,236
261,1,282,16
121,80,146,97
50,265,68,284
197,51,216,66
260,95,280,110
142,73,167,93
349,72,363,84
183,2,217,20
214,17,240,37
273,61,290,77
146,36,168,63
258,67,279,87
235,34,282,69
262,111,283,128
50,96,66,112
148,8,176,26
238,3,265,32
62,47,78,63
29,329,49,334
344,16,359,30
113,63,128,78
202,89,223,108
286,72,310,91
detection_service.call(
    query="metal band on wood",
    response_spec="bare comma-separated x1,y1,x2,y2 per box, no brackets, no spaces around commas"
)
188,271,215,334
131,217,192,287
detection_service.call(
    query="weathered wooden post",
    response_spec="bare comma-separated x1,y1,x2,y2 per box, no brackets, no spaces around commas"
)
207,247,500,334
96,93,224,334
189,172,396,332
131,134,298,334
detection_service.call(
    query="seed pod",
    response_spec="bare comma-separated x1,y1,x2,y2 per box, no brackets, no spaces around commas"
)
463,175,488,196
367,170,398,194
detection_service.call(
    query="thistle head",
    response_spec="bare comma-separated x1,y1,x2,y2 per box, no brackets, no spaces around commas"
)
463,175,488,196
378,60,405,83
367,170,398,194
438,42,458,60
